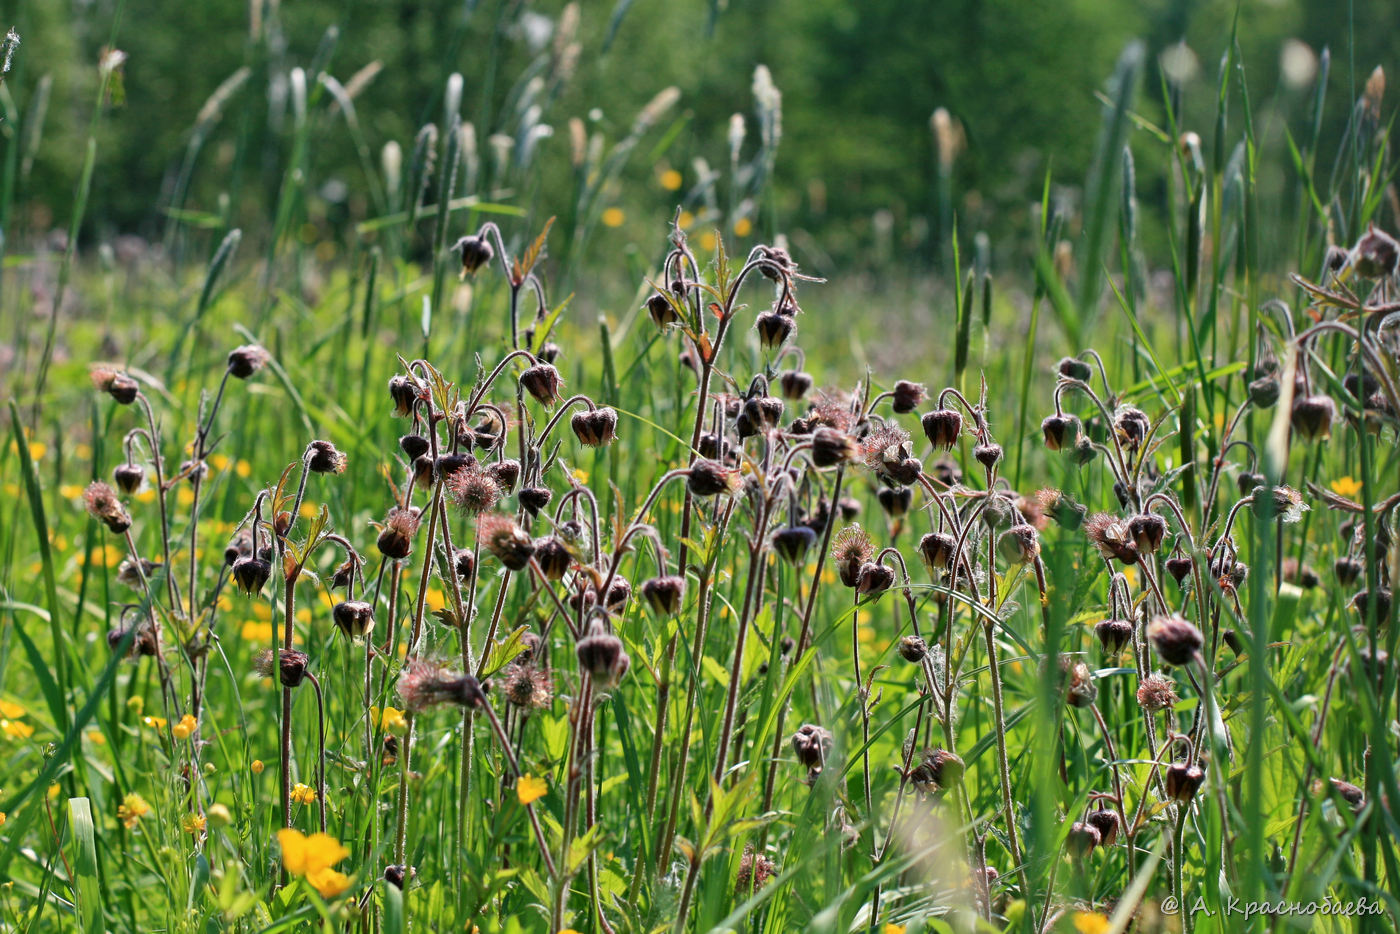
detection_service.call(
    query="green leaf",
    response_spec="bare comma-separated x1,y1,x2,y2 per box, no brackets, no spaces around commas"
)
67,798,102,934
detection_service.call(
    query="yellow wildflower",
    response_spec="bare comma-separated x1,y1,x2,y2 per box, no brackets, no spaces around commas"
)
181,813,207,835
277,828,350,877
1330,476,1363,498
142,715,168,732
171,714,197,741
882,925,907,934
1,719,35,740
0,700,25,720
86,730,105,745
733,217,753,237
376,706,408,736
118,793,150,829
291,783,317,806
1073,912,1111,934
0,812,6,827
241,620,275,642
517,774,547,805
307,866,351,898
250,759,265,775
601,207,625,228
659,169,683,191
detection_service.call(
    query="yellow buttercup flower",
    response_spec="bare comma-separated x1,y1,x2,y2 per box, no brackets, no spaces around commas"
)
181,813,207,835
241,620,274,642
142,715,168,732
171,714,198,741
601,207,625,228
1,719,34,740
1330,476,1363,498
250,759,265,774
517,774,547,805
374,706,408,736
0,700,27,719
277,828,350,877
306,866,352,898
0,812,7,827
118,793,150,829
1073,912,1111,934
733,217,753,237
291,783,317,806
659,169,682,191
882,925,907,934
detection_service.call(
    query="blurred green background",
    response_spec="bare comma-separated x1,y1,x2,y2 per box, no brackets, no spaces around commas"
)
0,0,1394,281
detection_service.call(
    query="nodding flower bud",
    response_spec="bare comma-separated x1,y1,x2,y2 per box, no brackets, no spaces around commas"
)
772,525,818,565
1057,357,1093,382
576,625,630,688
754,310,795,349
980,495,1013,530
973,442,1003,470
91,368,141,404
384,865,410,890
855,561,895,597
1041,414,1080,451
1094,618,1133,655
778,369,813,400
997,524,1040,565
255,649,310,688
533,536,572,580
477,513,535,571
571,406,619,447
921,408,963,450
1070,436,1098,466
918,532,957,572
641,575,686,614
1250,485,1308,523
1066,821,1101,858
1085,513,1139,565
486,459,520,492
1325,778,1365,812
1086,808,1120,846
377,506,421,560
744,395,785,431
791,724,833,771
877,486,912,518
1236,471,1264,496
388,375,426,417
411,455,435,489
1291,394,1336,441
453,234,494,277
929,456,962,486
400,434,430,459
1064,658,1097,708
108,624,158,659
832,526,875,587
330,557,355,589
898,635,928,662
519,486,553,517
1127,513,1166,555
1164,760,1206,802
1351,224,1398,279
646,291,680,328
84,481,133,534
907,748,965,793
890,380,927,414
1147,614,1203,666
756,245,794,281
687,459,742,497
452,548,476,581
446,466,501,515
305,440,347,474
332,601,376,641
1334,556,1363,587
1165,554,1194,585
113,462,145,494
116,557,160,589
226,344,271,380
520,363,564,406
1323,244,1349,276
1247,375,1280,409
1114,406,1150,450
1351,588,1392,622
232,556,271,594
1038,489,1087,530
810,427,858,467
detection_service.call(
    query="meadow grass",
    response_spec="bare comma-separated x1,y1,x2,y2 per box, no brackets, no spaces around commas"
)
0,9,1398,934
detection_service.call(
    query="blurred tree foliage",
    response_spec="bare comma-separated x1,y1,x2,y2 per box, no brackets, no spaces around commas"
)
1,0,1394,268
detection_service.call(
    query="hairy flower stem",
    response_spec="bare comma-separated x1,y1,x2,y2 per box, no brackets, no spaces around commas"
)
279,575,296,832
552,674,593,930
983,618,1028,898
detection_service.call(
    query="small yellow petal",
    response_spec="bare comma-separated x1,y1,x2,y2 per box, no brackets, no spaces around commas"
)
517,774,548,805
601,207,625,228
